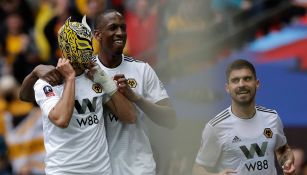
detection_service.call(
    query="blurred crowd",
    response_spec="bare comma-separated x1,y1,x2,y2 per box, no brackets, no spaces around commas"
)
0,0,306,175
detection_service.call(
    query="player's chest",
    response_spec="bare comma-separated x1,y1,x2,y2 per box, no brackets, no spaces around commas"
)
222,126,277,160
74,77,105,97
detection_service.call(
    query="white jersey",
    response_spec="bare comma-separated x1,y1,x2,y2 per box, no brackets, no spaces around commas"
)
34,74,112,175
196,106,287,175
95,55,169,175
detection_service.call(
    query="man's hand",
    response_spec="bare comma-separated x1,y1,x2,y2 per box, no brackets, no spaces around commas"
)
33,65,63,86
282,159,296,175
84,60,96,80
90,64,117,96
113,74,141,102
56,58,75,80
276,144,295,175
218,169,237,175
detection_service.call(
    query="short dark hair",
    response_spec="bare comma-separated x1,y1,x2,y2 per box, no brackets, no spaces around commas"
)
94,9,122,29
226,59,257,82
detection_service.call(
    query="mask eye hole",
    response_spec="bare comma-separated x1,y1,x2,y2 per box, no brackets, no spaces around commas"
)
78,43,88,47
77,39,92,50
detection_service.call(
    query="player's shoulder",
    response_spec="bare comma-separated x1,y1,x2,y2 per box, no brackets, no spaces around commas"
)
123,55,151,70
123,55,144,64
122,55,153,73
255,105,278,115
34,79,49,87
34,79,63,93
208,107,231,127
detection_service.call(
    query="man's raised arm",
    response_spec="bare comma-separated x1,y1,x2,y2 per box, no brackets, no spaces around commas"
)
19,65,62,102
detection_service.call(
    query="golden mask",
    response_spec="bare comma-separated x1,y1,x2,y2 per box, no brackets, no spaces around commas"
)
58,16,93,70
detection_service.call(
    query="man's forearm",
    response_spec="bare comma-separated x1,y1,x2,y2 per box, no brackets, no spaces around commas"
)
48,78,75,128
134,97,177,129
19,71,38,102
108,91,136,123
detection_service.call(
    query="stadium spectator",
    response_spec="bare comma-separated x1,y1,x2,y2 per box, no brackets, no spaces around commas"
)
0,13,30,75
124,0,159,66
43,0,81,66
0,75,45,174
0,136,11,175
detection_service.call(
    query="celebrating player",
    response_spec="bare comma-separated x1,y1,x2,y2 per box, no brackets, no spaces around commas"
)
33,16,136,175
193,59,295,175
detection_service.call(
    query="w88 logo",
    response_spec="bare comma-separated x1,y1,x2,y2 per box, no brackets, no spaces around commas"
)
76,115,100,127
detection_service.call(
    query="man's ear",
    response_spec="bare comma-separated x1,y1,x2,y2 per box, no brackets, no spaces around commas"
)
94,30,102,41
225,83,230,94
256,79,260,90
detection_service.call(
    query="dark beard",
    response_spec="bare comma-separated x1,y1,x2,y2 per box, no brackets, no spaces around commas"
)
233,94,255,107
236,99,253,106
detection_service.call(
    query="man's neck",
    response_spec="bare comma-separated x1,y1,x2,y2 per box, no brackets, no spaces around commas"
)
98,52,122,68
231,102,256,119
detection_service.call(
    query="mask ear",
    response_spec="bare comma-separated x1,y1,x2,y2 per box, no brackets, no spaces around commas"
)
82,15,91,32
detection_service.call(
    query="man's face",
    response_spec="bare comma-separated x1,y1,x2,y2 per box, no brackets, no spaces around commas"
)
95,12,127,55
225,68,259,106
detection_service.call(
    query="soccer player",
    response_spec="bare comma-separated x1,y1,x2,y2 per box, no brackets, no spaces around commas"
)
33,16,136,175
92,10,176,175
19,10,176,175
193,59,295,175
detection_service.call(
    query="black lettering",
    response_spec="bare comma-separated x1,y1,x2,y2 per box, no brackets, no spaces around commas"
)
108,113,118,122
245,160,268,172
257,161,262,170
88,116,93,125
93,115,99,124
240,142,268,159
77,118,87,127
77,115,99,127
263,160,268,169
76,115,100,127
75,97,98,114
245,162,256,171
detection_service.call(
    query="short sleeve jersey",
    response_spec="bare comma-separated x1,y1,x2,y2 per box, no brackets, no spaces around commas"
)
196,106,287,175
34,74,112,175
95,55,169,175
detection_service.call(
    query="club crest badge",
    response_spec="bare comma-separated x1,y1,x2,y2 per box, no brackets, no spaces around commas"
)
263,128,273,138
127,78,137,88
92,83,102,93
